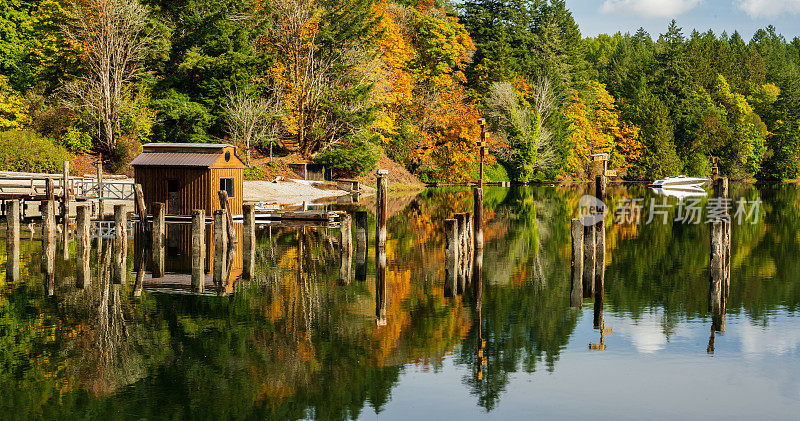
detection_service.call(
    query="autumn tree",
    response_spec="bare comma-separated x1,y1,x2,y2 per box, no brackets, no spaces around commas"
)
61,0,152,157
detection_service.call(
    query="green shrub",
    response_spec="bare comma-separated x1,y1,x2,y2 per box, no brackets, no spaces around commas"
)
314,134,380,176
60,126,93,153
0,130,72,173
244,166,266,180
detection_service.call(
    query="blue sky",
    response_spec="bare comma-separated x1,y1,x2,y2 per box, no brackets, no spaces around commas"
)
567,0,800,40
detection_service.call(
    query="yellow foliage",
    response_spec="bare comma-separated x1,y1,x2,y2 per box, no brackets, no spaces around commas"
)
0,75,30,130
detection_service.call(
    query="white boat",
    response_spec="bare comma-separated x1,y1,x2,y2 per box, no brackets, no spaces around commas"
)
651,186,708,200
648,175,708,189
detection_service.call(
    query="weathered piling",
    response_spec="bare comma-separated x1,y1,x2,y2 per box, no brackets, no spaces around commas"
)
134,245,146,297
376,172,387,249
570,218,583,308
444,218,458,297
339,213,352,285
76,205,90,288
582,217,595,298
61,161,71,259
355,210,368,282
134,184,150,241
213,210,227,286
41,196,56,295
218,190,236,242
152,202,165,278
594,175,606,316
243,204,255,279
96,156,104,219
191,210,206,292
6,200,19,282
376,240,387,326
113,204,127,284
473,188,484,250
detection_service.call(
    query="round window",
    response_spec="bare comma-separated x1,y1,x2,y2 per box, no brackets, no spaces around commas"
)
225,151,231,162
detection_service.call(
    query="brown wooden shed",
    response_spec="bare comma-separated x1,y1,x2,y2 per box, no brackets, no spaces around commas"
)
131,143,245,216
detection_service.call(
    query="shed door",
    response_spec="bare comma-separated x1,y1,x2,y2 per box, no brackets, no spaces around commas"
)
167,179,181,214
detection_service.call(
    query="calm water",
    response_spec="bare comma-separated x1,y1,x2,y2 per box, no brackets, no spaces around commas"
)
1,184,799,420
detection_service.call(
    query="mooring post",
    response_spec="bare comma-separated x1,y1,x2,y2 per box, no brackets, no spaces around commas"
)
42,193,56,295
113,204,127,284
376,170,388,249
582,217,595,298
571,218,583,308
217,190,236,241
96,155,104,219
76,205,90,288
134,183,150,242
61,161,70,258
134,246,146,297
151,202,165,278
191,209,206,293
594,175,606,311
213,209,227,286
444,218,458,297
243,204,255,279
6,200,20,282
473,188,484,250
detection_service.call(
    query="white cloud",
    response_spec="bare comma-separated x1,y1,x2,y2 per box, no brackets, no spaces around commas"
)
738,0,800,18
601,0,703,18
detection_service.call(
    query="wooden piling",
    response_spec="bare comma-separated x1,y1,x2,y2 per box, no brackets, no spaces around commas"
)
594,175,606,312
191,210,206,292
455,213,467,294
243,204,255,279
218,190,236,241
444,218,458,297
570,218,583,308
582,218,595,298
151,202,165,278
709,221,725,332
97,156,104,219
134,183,150,241
42,197,56,295
339,213,352,285
113,204,127,284
213,210,227,286
76,205,90,288
473,188,484,250
61,161,70,259
376,173,387,249
5,200,19,282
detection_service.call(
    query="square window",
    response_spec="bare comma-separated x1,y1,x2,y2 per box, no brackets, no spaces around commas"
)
220,178,235,198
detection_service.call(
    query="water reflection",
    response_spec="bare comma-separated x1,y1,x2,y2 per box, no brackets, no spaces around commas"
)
0,183,799,418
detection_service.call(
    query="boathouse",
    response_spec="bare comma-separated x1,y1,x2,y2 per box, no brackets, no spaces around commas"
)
131,143,245,216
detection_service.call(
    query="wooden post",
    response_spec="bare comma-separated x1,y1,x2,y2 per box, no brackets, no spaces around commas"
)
113,204,127,284
594,174,606,312
134,246,146,297
76,205,90,288
582,218,595,298
217,190,236,241
570,218,583,308
191,210,206,293
213,210,227,286
96,155,104,219
151,202,165,278
339,213,352,285
61,161,70,258
42,195,56,295
473,188,484,250
243,204,255,279
6,200,19,282
134,184,150,240
376,172,387,249
444,218,458,297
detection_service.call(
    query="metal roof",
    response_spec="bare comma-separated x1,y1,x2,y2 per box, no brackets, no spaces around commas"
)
130,152,221,167
143,143,234,149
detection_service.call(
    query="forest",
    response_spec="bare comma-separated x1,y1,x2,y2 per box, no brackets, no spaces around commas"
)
0,0,798,181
